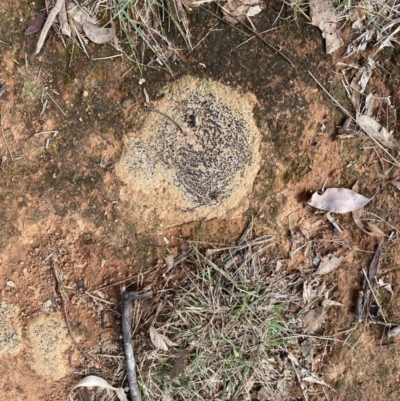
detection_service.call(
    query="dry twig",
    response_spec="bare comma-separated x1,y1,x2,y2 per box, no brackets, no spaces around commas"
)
52,262,111,370
121,288,153,401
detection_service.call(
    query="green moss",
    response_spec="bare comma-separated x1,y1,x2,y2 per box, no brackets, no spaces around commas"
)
281,157,310,184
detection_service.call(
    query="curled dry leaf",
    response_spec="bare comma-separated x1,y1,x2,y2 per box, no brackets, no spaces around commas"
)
222,0,262,24
357,114,399,150
42,299,53,313
309,0,343,54
302,375,331,388
388,326,400,338
302,307,327,334
67,2,98,26
314,255,343,275
82,23,115,44
6,280,17,289
164,254,174,274
74,375,128,401
352,209,385,237
303,277,326,303
308,188,373,213
58,0,71,37
169,349,189,379
149,326,177,351
322,299,343,308
389,179,400,190
25,11,47,35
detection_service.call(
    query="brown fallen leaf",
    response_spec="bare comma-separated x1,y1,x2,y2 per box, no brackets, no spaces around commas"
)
352,209,386,237
149,326,177,351
302,307,327,334
82,22,115,44
222,0,261,24
357,114,399,150
309,0,343,54
388,326,400,338
169,349,189,379
25,11,47,35
314,255,343,275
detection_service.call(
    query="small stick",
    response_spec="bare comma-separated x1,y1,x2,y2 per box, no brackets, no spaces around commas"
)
0,112,14,162
121,288,153,401
143,108,185,133
203,5,294,67
308,71,400,168
360,241,383,321
36,0,64,55
46,90,67,116
52,262,111,370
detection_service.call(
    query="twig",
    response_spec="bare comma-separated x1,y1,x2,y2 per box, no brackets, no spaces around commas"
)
46,90,67,116
0,112,14,162
36,0,64,55
52,262,111,370
360,241,384,321
143,108,185,133
209,4,294,67
307,71,400,168
121,288,153,401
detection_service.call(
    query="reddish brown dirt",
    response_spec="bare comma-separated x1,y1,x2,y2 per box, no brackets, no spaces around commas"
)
1,1,400,400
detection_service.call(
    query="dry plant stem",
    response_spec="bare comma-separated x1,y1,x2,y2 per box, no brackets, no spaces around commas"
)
215,4,294,67
52,262,111,370
307,71,400,168
62,303,111,370
360,241,383,321
0,112,14,162
36,0,64,55
121,289,153,401
143,108,185,133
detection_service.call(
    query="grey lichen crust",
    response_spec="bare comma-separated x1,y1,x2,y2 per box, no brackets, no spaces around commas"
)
117,76,261,227
0,301,20,355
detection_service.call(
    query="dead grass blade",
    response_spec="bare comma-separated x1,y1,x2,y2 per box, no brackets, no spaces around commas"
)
131,226,337,400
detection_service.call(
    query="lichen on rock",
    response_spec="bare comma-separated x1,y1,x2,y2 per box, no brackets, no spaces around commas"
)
117,76,262,227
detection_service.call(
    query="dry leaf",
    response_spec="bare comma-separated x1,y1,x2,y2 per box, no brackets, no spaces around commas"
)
59,0,71,37
377,278,393,294
169,349,189,379
389,179,400,189
302,375,331,387
388,326,400,338
357,114,399,150
308,188,373,213
6,280,17,289
309,0,343,54
364,92,375,116
82,23,115,44
302,307,327,334
322,299,343,308
222,0,261,24
42,299,53,313
164,254,174,274
352,209,385,237
314,255,343,275
74,375,128,401
149,326,177,351
303,278,326,303
67,2,98,26
25,11,47,35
